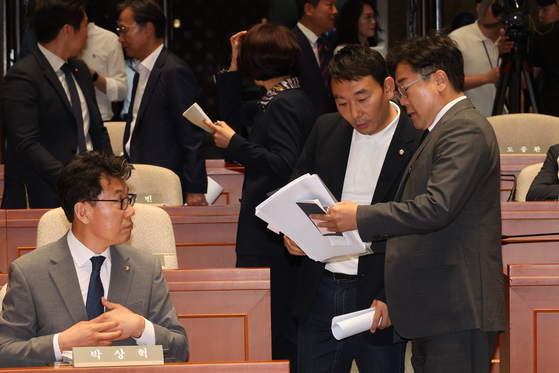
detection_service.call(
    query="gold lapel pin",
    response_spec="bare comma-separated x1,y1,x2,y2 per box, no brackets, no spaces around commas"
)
125,266,130,272
399,149,404,155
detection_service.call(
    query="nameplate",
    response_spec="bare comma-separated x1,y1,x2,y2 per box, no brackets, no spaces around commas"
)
72,345,164,367
136,193,164,204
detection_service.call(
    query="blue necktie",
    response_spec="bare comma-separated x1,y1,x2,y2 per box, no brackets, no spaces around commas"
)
86,256,106,320
60,63,87,154
123,71,140,158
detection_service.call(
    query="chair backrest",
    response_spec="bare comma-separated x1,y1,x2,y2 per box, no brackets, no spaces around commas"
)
515,162,544,202
128,164,184,206
36,204,178,269
487,114,559,155
104,121,126,156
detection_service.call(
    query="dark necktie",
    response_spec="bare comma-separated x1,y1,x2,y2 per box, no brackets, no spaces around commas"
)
86,256,106,320
419,129,430,145
123,71,140,158
316,37,331,87
60,63,87,154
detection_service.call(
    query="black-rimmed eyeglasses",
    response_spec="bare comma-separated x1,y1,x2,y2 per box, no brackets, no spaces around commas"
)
83,194,137,210
394,71,435,100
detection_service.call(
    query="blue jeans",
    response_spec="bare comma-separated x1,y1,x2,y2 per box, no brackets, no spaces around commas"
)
298,272,406,373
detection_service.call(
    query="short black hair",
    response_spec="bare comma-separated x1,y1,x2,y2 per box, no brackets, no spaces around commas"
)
327,44,388,87
333,0,383,48
237,23,301,82
35,0,87,44
386,33,465,93
57,152,134,222
295,0,321,18
537,0,557,7
118,0,166,40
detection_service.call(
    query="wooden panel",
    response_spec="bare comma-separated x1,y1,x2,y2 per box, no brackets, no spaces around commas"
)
501,202,559,271
163,205,239,269
501,264,559,373
164,268,271,363
0,361,289,372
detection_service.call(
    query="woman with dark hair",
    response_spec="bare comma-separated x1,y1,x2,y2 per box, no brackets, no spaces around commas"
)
205,23,313,370
333,0,386,57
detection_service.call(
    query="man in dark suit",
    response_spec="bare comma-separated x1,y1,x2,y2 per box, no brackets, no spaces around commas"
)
284,45,421,373
526,144,559,200
292,0,338,121
118,0,207,205
1,0,112,209
0,152,188,367
317,34,505,373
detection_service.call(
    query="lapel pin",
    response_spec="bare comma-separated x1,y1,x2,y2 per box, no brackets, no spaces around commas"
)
124,266,130,272
75,68,78,72
399,149,404,155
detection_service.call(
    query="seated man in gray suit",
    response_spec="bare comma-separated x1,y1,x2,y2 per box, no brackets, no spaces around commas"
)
0,152,188,367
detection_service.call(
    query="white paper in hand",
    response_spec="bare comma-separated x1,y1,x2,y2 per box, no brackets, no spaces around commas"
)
331,308,382,340
183,103,213,133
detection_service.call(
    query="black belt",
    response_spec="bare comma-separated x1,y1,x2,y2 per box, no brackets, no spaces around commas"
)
325,270,357,281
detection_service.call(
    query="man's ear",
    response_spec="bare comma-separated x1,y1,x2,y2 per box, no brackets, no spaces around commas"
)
74,202,90,225
60,24,73,40
384,76,395,100
434,70,449,93
304,2,315,17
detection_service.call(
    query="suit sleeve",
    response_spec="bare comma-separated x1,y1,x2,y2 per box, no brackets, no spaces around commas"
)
1,66,65,190
167,65,207,194
225,93,309,182
526,144,559,201
147,258,189,362
290,117,320,181
215,70,258,126
0,262,56,367
356,118,495,240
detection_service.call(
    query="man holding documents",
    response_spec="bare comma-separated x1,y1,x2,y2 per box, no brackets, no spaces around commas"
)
314,34,505,373
118,0,207,205
0,152,188,367
284,45,421,373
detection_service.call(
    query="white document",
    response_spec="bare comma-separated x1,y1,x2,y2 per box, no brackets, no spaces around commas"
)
182,102,213,133
255,173,369,262
331,308,379,340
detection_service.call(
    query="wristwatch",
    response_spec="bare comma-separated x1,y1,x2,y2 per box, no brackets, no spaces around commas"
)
92,71,99,82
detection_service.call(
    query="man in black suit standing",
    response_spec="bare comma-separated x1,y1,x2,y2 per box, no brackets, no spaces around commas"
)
1,0,112,209
118,0,207,205
284,45,421,373
292,0,338,121
318,34,505,373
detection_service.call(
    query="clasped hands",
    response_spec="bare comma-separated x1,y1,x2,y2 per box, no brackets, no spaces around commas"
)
58,297,145,352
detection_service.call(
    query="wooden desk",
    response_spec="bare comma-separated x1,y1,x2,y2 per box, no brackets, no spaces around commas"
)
0,268,271,364
0,361,289,372
501,264,559,373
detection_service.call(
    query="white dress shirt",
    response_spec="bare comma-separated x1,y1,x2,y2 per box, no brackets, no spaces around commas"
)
124,43,164,156
297,22,321,65
52,229,155,360
38,44,93,152
326,102,400,275
80,23,128,121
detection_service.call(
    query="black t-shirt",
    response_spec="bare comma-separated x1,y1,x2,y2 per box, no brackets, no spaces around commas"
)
530,21,559,116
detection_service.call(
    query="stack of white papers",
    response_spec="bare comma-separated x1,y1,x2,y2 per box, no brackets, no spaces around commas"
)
255,173,369,262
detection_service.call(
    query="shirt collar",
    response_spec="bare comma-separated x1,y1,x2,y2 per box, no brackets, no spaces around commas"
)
428,96,468,132
67,228,111,268
135,43,164,73
473,20,499,44
353,101,400,144
38,43,66,73
297,22,320,44
257,78,301,108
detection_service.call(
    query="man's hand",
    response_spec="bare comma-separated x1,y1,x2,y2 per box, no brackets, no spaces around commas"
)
204,120,236,149
484,66,501,85
186,192,208,206
310,201,359,233
498,29,514,55
284,236,307,256
229,31,247,71
58,320,122,351
370,299,392,333
95,298,145,341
